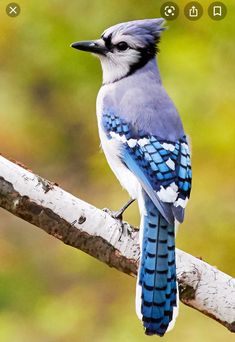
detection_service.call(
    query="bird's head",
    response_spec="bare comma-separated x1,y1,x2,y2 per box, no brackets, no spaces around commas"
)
71,18,165,84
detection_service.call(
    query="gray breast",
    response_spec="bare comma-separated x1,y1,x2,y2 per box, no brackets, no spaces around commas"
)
102,64,184,142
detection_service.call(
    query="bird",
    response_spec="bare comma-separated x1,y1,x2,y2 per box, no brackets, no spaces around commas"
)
71,18,192,336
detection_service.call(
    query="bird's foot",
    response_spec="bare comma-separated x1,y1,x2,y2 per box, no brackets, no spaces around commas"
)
114,198,136,220
119,221,134,239
102,205,138,240
102,207,122,220
102,198,135,221
102,208,123,221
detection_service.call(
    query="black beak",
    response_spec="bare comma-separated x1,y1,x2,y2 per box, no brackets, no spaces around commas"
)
70,40,108,55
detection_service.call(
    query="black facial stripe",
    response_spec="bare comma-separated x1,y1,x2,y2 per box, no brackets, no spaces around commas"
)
102,36,161,85
102,33,112,50
127,41,158,76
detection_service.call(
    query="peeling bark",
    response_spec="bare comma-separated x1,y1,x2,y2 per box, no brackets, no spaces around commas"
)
0,155,235,332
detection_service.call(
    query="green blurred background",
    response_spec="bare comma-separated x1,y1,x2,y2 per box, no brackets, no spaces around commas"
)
0,0,234,341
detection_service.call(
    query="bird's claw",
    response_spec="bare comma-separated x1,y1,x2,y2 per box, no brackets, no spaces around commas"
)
119,221,133,239
102,207,123,220
102,207,137,240
103,198,135,221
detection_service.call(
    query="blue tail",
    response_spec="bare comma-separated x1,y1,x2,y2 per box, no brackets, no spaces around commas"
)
138,194,177,336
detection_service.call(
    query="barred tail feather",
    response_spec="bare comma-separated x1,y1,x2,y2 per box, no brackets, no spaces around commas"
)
136,193,178,336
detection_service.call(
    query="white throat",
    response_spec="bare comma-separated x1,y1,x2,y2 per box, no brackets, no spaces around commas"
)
98,50,140,84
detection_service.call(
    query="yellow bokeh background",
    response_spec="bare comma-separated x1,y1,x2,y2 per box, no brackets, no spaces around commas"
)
0,1,234,341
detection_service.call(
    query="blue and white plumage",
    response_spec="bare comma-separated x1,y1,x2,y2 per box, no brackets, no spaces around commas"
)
71,18,192,336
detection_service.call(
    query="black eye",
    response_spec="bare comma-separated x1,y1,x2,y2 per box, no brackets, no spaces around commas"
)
116,42,129,51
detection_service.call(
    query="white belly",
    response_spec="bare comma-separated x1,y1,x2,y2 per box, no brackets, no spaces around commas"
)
96,85,141,200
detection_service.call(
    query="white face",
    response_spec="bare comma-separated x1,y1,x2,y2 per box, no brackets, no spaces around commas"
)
95,35,142,84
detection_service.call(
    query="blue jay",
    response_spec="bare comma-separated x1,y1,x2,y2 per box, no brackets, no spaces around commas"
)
71,18,192,336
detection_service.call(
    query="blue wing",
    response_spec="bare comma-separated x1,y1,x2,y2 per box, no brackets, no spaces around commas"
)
102,111,192,224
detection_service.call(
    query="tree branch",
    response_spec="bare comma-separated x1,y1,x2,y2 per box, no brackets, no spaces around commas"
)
0,155,234,332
